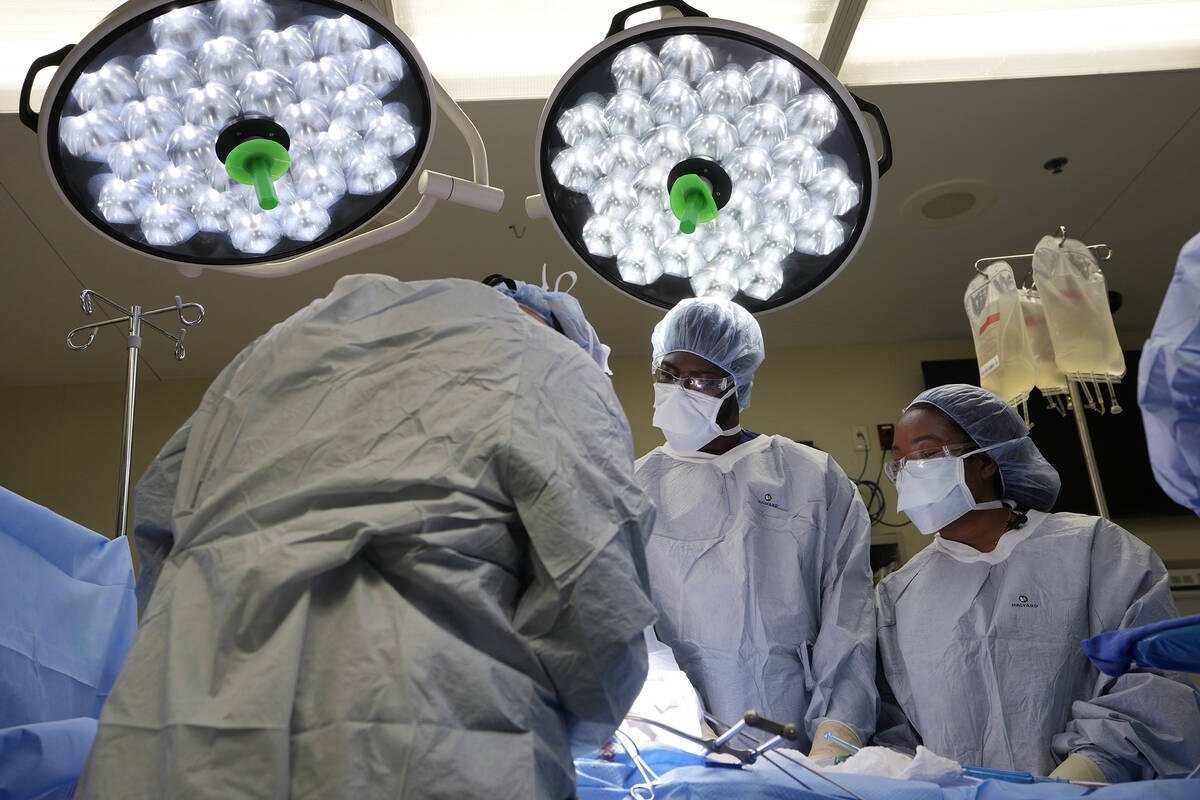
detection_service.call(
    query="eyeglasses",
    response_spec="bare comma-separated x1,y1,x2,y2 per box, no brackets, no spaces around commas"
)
652,366,735,396
884,442,978,483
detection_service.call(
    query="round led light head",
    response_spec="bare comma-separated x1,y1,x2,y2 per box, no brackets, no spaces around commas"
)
535,3,891,313
25,0,434,267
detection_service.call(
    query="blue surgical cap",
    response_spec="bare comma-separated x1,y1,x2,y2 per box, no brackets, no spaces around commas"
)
494,278,612,374
907,383,1061,512
651,298,765,409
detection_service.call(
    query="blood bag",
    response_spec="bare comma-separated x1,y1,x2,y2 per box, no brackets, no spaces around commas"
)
964,261,1035,413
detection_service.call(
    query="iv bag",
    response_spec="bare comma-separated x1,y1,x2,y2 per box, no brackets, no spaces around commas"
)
964,261,1035,409
1032,235,1126,381
1019,286,1068,398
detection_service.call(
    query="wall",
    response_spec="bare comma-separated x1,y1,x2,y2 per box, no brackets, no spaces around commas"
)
0,378,209,540
2,333,1197,571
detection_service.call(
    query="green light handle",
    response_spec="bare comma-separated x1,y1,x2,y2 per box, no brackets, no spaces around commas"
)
669,173,719,234
679,190,706,234
249,157,278,210
224,138,291,211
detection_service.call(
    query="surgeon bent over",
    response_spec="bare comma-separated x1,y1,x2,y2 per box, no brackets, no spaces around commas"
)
77,274,657,800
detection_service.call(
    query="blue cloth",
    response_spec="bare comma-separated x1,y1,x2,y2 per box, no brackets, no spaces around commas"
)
1082,613,1200,677
651,297,765,409
575,745,1200,800
907,384,1061,511
0,718,98,800
1137,626,1200,674
0,487,137,799
1138,232,1200,516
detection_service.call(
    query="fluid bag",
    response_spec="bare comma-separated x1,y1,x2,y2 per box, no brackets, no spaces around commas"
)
964,261,1036,412
1019,285,1069,408
1032,235,1125,382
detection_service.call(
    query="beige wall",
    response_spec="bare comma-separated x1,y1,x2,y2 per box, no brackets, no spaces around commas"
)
0,378,209,540
3,332,1197,570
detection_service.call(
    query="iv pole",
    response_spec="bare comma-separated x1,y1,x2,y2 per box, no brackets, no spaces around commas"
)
1066,380,1110,519
973,227,1114,519
67,291,205,537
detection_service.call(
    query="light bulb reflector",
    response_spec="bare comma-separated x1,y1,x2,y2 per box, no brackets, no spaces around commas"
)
659,35,715,84
551,145,603,194
141,201,199,245
255,26,315,77
698,68,752,118
293,58,351,107
109,138,171,181
685,113,738,161
587,175,638,219
330,83,384,132
747,58,804,107
611,44,664,96
807,167,860,216
599,135,645,180
616,243,665,285
785,90,839,145
659,233,705,277
71,63,139,113
229,207,282,253
648,78,702,129
60,109,126,161
284,199,332,241
151,7,216,54
735,103,788,150
166,123,217,173
557,103,609,147
640,124,689,170
582,214,630,258
97,177,153,224
311,15,372,59
214,0,276,42
364,110,416,158
758,176,809,225
604,91,655,139
345,149,397,195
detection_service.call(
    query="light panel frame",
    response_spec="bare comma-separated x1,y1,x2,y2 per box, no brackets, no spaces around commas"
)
534,14,885,314
28,0,436,268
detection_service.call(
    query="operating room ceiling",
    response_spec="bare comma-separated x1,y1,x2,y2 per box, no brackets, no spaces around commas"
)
1,39,1197,386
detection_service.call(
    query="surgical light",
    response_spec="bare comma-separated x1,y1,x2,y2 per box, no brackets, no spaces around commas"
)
21,0,503,277
528,1,892,312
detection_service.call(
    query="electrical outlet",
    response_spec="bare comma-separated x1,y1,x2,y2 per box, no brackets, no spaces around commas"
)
851,425,868,451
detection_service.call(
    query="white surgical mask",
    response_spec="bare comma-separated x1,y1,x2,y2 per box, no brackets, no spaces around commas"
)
895,443,1006,535
652,383,741,453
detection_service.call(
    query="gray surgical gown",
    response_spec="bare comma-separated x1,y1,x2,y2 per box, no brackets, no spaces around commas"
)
77,275,657,800
635,435,878,748
876,510,1200,781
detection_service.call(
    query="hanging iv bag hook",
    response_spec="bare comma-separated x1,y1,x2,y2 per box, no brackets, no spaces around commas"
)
175,295,205,326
